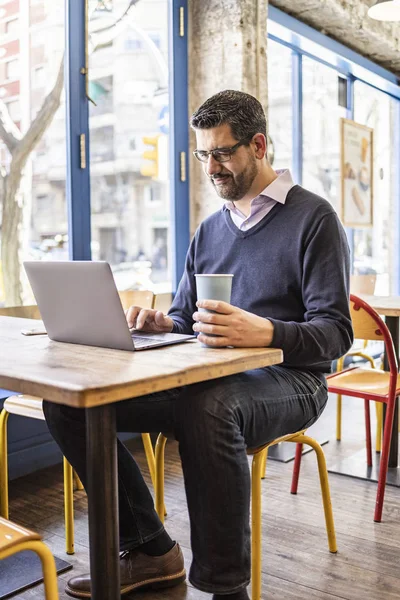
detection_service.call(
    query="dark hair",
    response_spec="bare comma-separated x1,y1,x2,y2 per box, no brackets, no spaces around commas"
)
190,90,267,142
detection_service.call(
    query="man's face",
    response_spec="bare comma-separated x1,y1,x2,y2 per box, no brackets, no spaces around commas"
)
194,123,258,201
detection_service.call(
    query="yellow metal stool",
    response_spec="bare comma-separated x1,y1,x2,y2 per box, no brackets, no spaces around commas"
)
0,516,59,599
154,430,337,600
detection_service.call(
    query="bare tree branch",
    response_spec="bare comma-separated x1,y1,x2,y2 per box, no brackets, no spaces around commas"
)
12,56,64,173
0,101,21,153
0,167,5,202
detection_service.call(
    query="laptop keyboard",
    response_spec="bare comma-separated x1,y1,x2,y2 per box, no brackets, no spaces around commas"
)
132,335,163,348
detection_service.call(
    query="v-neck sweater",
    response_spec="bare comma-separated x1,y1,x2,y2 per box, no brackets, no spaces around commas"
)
168,185,353,373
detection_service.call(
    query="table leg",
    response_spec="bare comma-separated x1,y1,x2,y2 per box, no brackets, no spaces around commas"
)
86,405,120,600
383,316,399,468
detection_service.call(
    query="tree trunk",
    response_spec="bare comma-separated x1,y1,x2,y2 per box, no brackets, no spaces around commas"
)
0,58,64,306
1,172,23,305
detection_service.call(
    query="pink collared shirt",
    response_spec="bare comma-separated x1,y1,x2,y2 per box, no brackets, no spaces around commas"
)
224,169,295,231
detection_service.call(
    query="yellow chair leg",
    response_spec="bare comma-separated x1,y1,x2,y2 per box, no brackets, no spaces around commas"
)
142,433,156,487
375,403,383,453
335,356,344,441
142,433,167,517
34,540,60,600
73,470,84,491
336,395,342,441
155,434,167,523
260,447,268,480
0,540,59,599
5,540,60,600
0,410,9,519
63,457,74,555
251,450,266,600
292,435,337,553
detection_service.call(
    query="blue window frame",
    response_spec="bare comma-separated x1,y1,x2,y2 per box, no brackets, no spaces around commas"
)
65,0,189,292
169,0,190,292
65,0,91,261
268,6,400,294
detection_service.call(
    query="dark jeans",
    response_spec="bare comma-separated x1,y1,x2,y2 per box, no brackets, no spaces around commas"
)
43,365,328,594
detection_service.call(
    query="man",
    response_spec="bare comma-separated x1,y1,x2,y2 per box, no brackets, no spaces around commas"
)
44,90,353,600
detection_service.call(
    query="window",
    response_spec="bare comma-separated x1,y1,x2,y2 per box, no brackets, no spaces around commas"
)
302,57,347,213
268,11,400,293
89,0,171,293
149,33,161,49
6,59,19,80
32,66,45,88
5,99,20,121
144,183,161,204
5,18,19,36
124,34,143,52
88,76,113,116
0,1,66,306
353,81,398,295
267,39,293,172
90,125,114,163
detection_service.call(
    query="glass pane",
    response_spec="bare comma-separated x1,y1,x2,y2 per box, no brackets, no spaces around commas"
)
302,57,347,213
0,2,66,306
267,39,293,172
353,81,398,295
89,0,171,294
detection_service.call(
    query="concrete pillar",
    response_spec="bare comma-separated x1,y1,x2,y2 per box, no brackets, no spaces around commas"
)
189,0,268,231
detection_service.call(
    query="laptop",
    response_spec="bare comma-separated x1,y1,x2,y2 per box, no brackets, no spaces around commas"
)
23,261,195,351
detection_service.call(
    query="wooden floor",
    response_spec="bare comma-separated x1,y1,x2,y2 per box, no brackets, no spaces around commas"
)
7,393,400,600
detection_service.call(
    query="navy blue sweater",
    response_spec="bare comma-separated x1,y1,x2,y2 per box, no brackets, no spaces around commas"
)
169,185,353,373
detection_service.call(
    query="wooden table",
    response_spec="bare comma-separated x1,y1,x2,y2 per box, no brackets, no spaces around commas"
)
329,294,400,486
0,316,283,600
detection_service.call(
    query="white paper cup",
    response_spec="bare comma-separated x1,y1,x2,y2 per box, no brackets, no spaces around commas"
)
195,274,234,346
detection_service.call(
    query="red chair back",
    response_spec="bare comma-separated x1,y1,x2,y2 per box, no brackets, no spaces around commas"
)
350,294,398,397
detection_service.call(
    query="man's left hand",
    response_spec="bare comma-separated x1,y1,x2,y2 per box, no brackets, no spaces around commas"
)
192,300,274,347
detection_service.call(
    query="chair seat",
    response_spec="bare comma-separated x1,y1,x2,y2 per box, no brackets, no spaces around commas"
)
0,517,41,553
3,395,44,420
328,367,400,397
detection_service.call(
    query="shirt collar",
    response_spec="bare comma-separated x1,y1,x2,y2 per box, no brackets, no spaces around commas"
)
224,169,294,212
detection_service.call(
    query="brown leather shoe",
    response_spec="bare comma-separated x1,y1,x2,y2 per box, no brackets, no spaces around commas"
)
65,542,186,599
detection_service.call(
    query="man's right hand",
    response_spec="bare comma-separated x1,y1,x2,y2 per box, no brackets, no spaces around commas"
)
125,305,174,333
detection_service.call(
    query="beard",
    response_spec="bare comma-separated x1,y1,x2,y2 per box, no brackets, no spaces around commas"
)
210,158,258,201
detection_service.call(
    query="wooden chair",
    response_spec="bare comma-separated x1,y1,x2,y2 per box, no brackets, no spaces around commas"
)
337,275,382,450
154,431,336,600
0,292,161,554
293,294,399,523
0,517,59,599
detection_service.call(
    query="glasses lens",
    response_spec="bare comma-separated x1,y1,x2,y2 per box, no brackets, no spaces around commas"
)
212,151,232,163
194,151,209,163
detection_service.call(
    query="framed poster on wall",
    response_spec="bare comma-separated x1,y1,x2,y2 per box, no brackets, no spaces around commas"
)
340,118,374,227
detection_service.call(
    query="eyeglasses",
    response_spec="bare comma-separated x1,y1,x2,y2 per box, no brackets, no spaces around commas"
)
193,139,249,163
